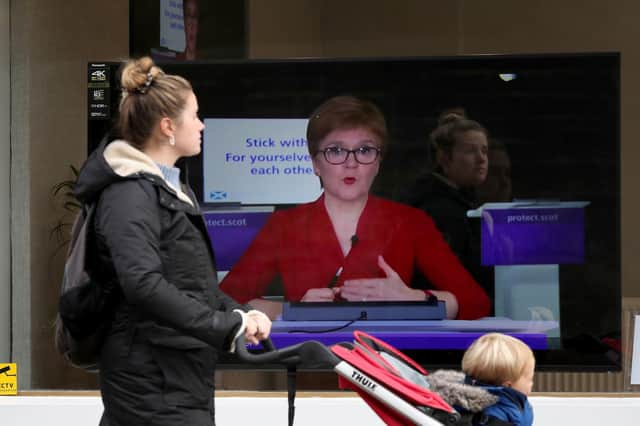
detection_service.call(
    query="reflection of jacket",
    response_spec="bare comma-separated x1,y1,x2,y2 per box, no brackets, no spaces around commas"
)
403,172,493,301
220,194,490,320
75,140,245,425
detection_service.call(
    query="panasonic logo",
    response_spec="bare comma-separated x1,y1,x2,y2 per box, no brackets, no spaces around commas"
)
351,370,377,391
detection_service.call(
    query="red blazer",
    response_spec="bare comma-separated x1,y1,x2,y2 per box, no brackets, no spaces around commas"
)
220,195,490,319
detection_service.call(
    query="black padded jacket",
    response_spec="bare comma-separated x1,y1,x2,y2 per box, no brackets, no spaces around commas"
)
401,171,494,304
75,140,246,425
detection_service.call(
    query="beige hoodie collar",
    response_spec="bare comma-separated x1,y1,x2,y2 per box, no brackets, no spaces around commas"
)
103,140,194,206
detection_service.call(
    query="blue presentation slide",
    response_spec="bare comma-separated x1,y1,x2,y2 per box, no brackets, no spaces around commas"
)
203,118,322,204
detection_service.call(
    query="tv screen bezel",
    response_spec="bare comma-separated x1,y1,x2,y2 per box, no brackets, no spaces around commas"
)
88,52,622,372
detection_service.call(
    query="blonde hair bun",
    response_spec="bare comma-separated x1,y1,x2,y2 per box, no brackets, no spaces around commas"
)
120,56,164,94
437,108,467,126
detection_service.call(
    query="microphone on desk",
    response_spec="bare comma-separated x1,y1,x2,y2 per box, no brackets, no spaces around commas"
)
350,234,359,247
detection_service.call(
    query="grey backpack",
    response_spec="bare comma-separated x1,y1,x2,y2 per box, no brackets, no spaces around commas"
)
54,204,113,372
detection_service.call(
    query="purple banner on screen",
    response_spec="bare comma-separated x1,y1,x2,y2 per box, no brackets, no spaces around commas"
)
203,210,272,271
481,207,585,265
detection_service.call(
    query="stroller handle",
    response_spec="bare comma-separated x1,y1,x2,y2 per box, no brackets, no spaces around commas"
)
234,335,341,368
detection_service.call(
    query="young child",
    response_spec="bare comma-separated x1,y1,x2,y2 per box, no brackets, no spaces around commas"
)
462,332,535,425
426,332,535,425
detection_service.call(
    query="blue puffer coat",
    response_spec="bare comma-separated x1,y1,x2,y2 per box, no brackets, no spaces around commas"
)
425,370,533,426
481,385,533,426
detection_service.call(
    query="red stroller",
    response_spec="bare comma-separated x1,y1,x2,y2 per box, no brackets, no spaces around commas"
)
236,331,503,426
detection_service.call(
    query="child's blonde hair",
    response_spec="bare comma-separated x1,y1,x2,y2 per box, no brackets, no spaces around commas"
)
462,333,534,386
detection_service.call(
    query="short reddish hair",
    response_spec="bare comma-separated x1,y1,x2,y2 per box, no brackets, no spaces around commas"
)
306,95,387,156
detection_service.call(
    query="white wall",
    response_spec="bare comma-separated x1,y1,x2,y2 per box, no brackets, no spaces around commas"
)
0,0,11,363
7,0,128,389
1,395,639,426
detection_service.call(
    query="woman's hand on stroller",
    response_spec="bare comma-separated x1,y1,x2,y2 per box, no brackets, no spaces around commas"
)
244,310,272,345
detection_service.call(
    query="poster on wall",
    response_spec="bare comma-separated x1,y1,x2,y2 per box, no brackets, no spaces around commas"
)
130,0,246,61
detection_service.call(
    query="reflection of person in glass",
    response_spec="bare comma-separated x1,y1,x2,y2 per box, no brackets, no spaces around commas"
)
182,0,199,60
402,110,493,300
220,96,490,321
477,139,512,203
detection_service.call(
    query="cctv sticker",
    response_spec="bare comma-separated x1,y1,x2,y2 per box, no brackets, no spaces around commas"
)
0,363,17,395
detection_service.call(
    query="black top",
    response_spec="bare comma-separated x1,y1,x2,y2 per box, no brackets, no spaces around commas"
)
401,171,494,306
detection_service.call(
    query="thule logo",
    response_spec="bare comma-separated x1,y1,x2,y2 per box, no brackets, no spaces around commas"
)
351,370,377,391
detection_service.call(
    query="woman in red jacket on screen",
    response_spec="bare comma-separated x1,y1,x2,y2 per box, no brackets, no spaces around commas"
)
220,95,490,320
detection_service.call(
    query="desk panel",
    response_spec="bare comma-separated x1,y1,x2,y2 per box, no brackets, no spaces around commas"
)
268,318,557,350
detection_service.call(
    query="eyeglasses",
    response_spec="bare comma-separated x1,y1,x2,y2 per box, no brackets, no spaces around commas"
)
319,146,381,165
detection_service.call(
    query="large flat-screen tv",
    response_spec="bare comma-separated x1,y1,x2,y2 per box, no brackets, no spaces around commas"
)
87,53,621,371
